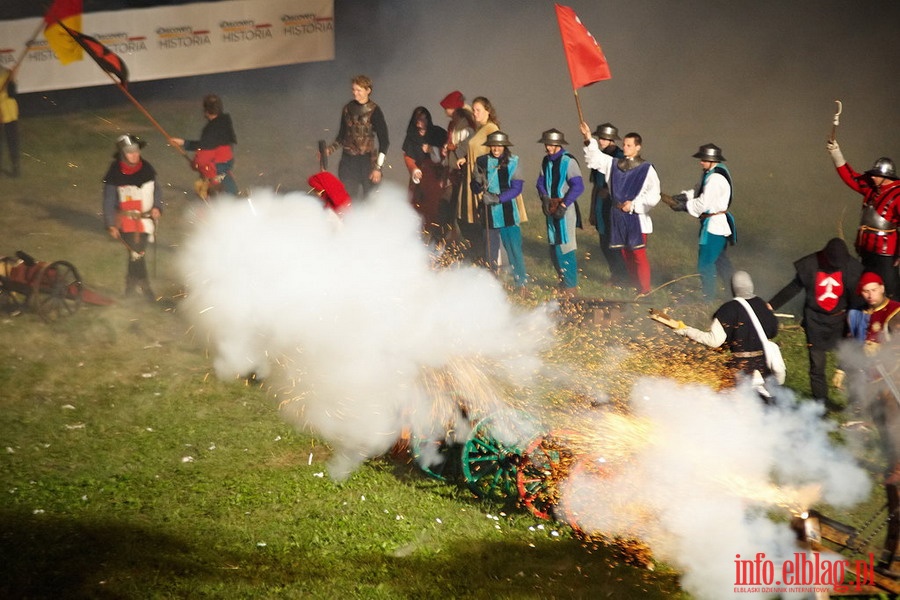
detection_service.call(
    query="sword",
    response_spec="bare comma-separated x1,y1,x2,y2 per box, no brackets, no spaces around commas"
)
829,100,842,143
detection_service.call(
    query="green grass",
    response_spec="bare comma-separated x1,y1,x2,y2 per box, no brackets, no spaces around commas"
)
0,90,887,599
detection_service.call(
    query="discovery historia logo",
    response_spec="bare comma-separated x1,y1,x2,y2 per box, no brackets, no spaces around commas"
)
734,552,876,594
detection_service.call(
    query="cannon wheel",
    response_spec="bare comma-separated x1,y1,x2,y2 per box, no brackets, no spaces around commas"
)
516,430,579,520
461,410,543,504
31,260,83,322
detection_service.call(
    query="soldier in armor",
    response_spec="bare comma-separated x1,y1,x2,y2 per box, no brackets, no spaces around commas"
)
580,122,661,295
663,143,736,299
326,75,389,201
536,128,584,295
827,139,900,299
102,134,163,301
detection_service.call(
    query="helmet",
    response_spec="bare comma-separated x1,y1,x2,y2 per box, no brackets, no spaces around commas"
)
537,128,568,146
865,157,897,180
692,143,726,162
483,131,513,147
592,122,620,141
116,134,145,154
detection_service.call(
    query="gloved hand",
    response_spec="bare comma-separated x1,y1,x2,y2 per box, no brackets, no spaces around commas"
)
661,193,688,211
553,201,568,219
826,139,845,167
541,196,552,216
482,192,500,205
674,324,689,336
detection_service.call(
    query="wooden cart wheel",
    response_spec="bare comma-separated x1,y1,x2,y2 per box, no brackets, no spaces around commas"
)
31,260,83,322
461,410,543,504
516,430,579,520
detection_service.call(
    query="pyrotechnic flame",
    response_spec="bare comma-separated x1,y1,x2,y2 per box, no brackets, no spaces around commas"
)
713,474,823,514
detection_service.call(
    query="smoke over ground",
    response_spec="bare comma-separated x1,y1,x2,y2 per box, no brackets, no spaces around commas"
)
560,380,870,600
179,185,873,598
177,185,555,477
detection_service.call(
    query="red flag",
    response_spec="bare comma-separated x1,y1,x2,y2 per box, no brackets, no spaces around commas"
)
44,0,83,64
57,20,129,86
555,4,611,89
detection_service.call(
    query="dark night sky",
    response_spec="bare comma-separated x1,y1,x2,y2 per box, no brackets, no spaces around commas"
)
3,0,900,291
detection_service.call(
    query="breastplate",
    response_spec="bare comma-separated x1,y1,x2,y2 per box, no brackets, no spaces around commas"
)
860,205,896,231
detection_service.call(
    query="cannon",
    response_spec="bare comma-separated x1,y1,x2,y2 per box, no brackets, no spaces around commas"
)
0,251,85,321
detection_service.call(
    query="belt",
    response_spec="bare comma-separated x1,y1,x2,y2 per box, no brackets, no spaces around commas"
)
733,350,764,358
121,210,151,219
860,225,897,235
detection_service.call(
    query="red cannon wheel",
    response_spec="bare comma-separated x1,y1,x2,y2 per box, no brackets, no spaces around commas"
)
31,260,83,322
516,429,580,520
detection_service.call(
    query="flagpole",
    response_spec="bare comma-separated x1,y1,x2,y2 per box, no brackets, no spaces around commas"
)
105,73,192,164
573,89,586,129
0,20,46,97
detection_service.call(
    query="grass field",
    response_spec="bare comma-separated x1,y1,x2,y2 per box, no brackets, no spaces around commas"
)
0,89,890,599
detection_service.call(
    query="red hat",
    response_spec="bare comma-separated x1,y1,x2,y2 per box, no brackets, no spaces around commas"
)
439,91,464,111
308,172,351,213
857,271,884,294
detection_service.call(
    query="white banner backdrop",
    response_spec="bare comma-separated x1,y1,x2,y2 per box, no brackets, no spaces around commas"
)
0,0,334,94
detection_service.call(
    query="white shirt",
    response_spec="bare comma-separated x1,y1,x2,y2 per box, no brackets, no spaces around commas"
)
681,170,732,237
583,139,660,234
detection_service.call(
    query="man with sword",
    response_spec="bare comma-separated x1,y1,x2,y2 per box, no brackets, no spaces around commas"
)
102,134,163,302
826,107,900,299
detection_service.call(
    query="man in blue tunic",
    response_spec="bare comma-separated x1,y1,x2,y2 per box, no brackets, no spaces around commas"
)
536,128,584,296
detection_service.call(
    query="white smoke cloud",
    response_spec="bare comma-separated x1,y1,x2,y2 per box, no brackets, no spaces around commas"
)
177,184,555,478
558,379,871,600
177,184,873,598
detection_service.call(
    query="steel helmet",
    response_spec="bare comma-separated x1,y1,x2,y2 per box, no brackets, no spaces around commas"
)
865,157,897,180
592,122,620,141
537,128,568,146
692,143,726,162
116,133,145,154
483,131,513,147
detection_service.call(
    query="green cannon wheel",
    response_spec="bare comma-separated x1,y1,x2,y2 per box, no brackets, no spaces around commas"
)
461,410,543,504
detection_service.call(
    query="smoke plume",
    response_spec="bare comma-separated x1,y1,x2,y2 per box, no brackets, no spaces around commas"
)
559,379,871,600
178,185,873,598
177,185,554,478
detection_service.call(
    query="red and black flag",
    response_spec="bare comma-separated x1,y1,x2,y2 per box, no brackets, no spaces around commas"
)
56,20,129,86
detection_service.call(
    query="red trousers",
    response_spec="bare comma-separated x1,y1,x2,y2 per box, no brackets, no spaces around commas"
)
621,234,650,293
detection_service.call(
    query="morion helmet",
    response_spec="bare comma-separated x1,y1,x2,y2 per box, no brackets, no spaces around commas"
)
592,122,620,141
538,128,568,146
692,143,726,162
483,131,513,147
865,157,897,180
116,134,145,154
